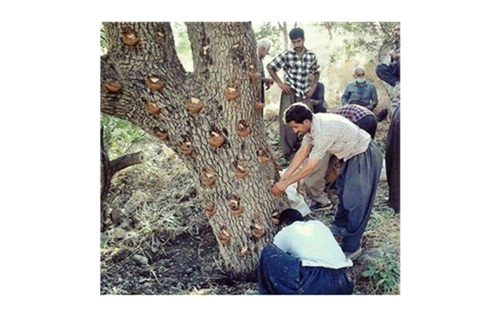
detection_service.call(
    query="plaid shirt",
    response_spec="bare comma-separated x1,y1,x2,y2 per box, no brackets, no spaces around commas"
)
267,48,320,98
302,113,371,161
334,104,375,124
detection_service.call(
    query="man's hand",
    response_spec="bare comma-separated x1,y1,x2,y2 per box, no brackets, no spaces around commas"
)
279,82,292,94
389,50,400,59
271,180,288,195
306,86,316,98
263,78,274,90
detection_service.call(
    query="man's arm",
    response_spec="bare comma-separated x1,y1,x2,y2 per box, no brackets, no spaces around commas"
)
267,66,292,94
371,84,378,109
281,158,320,191
341,85,350,105
311,82,324,107
279,142,312,181
306,72,319,98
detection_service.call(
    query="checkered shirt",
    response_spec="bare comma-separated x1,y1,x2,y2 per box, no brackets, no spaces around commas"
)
267,48,320,98
333,104,375,124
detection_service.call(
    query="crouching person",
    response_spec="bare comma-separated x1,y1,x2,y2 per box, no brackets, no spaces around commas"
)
258,208,353,294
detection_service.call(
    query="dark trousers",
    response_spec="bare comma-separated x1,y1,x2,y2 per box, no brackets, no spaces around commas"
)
385,105,400,212
257,244,353,295
376,61,400,87
333,140,383,252
356,115,377,139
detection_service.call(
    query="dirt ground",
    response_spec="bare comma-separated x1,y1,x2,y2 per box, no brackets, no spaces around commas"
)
100,103,400,295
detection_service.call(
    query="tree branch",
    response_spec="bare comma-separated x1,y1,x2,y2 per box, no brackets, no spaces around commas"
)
110,151,145,175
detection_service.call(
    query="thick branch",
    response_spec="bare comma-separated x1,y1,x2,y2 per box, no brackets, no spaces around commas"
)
110,151,144,175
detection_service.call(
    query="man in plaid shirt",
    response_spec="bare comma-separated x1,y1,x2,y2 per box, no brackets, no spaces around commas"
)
267,27,320,160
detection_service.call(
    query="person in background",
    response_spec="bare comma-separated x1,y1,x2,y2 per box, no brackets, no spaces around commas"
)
341,65,378,111
310,81,327,113
385,86,400,213
376,24,400,88
267,27,320,161
334,104,378,139
258,208,353,294
271,104,383,260
256,38,274,103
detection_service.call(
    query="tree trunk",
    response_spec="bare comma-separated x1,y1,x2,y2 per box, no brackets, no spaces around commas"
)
277,22,288,50
100,22,287,279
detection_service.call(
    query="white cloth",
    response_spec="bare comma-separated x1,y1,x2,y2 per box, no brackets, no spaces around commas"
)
274,220,353,269
280,168,311,216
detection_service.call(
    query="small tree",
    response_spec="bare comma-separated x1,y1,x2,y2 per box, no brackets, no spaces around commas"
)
100,22,287,279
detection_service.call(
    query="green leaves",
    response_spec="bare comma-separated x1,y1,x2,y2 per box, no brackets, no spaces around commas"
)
361,252,400,294
101,114,146,159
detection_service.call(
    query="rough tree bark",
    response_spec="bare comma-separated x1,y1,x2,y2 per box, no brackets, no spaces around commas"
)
100,22,287,279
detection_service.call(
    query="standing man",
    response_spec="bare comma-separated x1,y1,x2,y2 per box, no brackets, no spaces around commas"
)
258,208,353,294
256,39,274,103
267,27,320,160
341,66,379,111
271,103,383,260
376,24,400,88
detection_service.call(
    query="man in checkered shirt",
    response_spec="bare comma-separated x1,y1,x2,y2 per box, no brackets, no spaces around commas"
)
267,27,320,161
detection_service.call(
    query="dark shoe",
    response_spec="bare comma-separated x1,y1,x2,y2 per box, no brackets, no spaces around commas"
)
377,108,389,122
344,248,363,261
310,200,333,212
330,223,347,236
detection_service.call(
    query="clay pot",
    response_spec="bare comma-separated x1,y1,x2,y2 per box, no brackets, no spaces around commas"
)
209,133,225,147
252,224,265,238
122,33,140,46
180,141,193,155
224,87,239,100
254,102,265,110
186,97,205,114
218,229,231,244
201,172,216,187
145,102,161,116
154,128,168,141
247,71,260,82
104,81,121,93
236,122,251,137
204,203,216,217
146,76,165,91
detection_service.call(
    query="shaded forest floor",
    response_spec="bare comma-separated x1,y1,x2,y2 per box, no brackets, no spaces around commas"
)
100,103,400,295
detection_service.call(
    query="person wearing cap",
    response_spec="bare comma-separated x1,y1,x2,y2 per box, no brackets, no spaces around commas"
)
271,103,383,260
258,208,353,294
267,27,320,161
376,24,401,88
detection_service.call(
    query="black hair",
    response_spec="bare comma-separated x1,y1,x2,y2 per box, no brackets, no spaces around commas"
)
284,103,313,124
278,208,304,226
289,28,304,40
